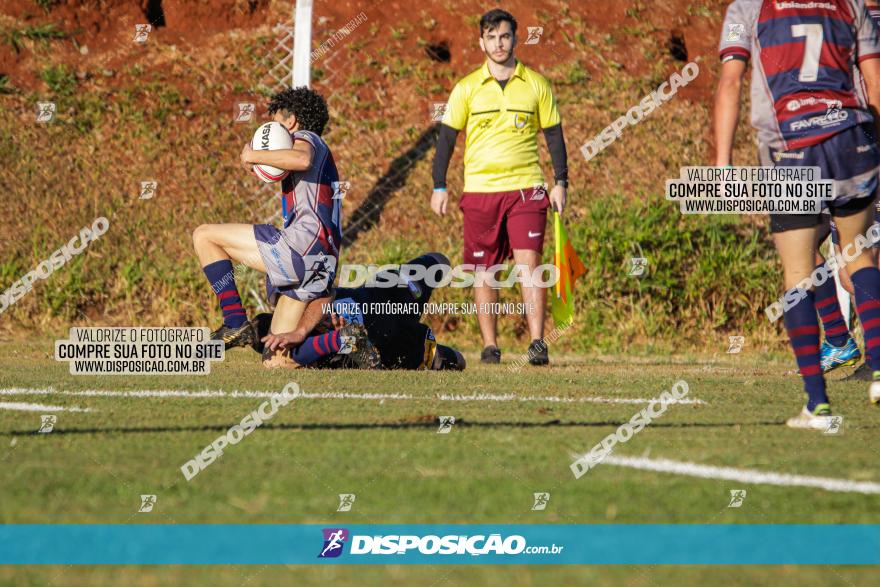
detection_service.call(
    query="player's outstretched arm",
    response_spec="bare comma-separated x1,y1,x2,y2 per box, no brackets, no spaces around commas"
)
261,294,332,350
240,140,315,172
713,58,746,166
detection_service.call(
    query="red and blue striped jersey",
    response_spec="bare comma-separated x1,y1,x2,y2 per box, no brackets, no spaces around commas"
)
853,5,880,106
278,130,342,259
719,0,880,150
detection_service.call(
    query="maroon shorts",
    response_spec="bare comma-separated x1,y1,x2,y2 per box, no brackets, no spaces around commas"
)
460,186,550,266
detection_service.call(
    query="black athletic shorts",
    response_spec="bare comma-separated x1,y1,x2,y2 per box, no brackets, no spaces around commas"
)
763,124,880,233
769,195,874,233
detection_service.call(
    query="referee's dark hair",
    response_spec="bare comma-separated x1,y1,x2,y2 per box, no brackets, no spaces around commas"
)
479,9,517,36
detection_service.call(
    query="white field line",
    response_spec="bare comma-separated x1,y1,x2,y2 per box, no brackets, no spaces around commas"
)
0,402,92,413
0,387,706,405
600,455,880,495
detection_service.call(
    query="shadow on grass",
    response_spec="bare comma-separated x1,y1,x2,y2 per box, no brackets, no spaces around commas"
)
1,419,787,436
342,125,439,247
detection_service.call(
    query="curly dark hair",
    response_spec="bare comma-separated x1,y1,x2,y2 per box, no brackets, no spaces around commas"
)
479,9,517,36
268,87,329,136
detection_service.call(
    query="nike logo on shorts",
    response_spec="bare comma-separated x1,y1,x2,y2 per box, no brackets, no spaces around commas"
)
528,231,541,238
473,251,485,258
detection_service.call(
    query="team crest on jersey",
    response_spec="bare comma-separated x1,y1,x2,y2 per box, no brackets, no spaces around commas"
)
513,113,530,129
727,24,744,42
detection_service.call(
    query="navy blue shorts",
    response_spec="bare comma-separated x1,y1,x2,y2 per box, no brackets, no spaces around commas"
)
254,224,337,304
761,123,880,233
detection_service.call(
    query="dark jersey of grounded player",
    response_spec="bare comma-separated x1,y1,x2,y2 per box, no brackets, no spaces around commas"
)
319,286,440,370
253,253,466,370
252,300,462,370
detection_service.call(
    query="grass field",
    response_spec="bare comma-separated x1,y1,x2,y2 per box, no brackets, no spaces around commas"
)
1,342,880,584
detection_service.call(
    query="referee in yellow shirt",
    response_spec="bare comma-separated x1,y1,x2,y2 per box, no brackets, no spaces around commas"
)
431,8,569,365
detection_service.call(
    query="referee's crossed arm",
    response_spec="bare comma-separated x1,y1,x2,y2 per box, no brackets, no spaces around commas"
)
429,8,569,366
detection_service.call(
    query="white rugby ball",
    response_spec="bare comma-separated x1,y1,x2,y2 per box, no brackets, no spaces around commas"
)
251,121,293,183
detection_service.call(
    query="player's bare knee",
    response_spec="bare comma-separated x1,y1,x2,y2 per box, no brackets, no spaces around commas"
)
192,224,212,249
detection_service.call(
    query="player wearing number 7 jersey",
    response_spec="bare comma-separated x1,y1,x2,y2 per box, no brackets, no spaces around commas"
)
715,0,880,429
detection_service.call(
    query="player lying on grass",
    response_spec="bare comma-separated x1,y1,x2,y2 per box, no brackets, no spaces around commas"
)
192,87,341,350
253,252,467,371
716,0,880,429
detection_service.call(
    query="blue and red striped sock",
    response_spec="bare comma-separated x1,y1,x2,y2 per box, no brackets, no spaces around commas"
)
814,263,851,347
291,331,341,366
783,287,828,411
851,267,880,371
203,259,247,328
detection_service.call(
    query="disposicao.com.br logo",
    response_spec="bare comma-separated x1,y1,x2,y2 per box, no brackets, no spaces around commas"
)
318,528,564,558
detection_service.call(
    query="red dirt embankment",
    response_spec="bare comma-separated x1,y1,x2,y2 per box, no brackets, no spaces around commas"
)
1,0,723,100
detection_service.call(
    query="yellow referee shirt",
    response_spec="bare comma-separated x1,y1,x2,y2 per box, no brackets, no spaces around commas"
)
442,59,561,193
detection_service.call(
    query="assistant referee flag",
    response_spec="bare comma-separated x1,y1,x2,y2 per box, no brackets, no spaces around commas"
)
551,211,585,326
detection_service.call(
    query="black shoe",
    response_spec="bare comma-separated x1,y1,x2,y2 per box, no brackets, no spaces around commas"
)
338,322,381,369
480,345,501,364
210,321,256,350
432,344,467,371
527,339,549,366
250,313,274,354
843,361,873,382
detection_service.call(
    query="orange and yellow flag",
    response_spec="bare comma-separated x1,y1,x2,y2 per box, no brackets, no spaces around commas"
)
550,211,586,326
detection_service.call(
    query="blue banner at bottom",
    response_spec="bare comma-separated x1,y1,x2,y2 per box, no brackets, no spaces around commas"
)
1,524,878,564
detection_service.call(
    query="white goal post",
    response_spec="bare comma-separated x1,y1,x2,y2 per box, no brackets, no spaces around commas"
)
292,0,313,88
